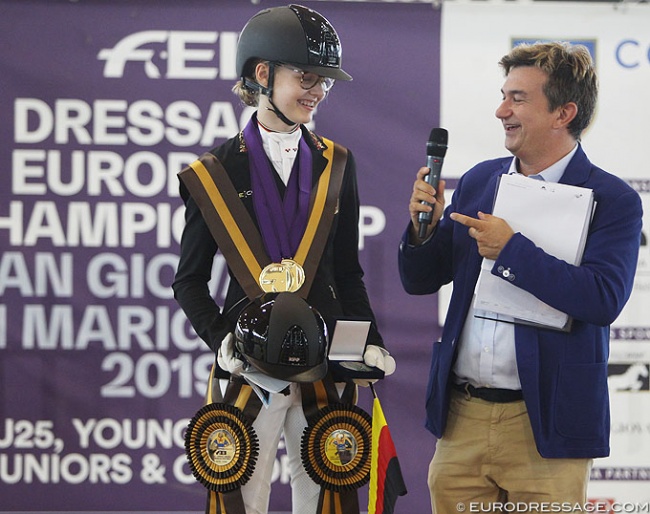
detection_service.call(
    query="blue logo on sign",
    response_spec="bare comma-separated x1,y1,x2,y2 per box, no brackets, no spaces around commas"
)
511,38,597,65
615,39,649,69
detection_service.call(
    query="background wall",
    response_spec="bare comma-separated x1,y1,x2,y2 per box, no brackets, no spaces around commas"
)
0,0,647,512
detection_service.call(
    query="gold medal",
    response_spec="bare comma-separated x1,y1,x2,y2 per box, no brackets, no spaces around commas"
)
259,259,305,293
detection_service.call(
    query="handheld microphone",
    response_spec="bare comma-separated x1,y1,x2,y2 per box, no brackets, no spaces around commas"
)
417,128,448,239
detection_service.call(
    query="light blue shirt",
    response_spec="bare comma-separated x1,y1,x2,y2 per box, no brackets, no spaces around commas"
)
452,145,578,389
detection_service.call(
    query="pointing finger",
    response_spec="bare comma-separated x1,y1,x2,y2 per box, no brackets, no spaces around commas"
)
450,212,482,229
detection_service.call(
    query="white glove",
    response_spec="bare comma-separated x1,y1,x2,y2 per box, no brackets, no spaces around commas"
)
363,345,396,376
217,333,246,376
353,345,397,387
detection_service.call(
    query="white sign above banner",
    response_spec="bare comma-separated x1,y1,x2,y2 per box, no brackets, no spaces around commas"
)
441,1,650,180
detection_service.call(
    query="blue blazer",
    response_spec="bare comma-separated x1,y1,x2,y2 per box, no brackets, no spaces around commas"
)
398,145,642,458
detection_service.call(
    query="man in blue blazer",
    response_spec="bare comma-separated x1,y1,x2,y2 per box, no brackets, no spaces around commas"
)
399,42,642,511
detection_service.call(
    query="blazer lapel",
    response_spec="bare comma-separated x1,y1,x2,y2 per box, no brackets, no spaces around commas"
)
559,144,591,187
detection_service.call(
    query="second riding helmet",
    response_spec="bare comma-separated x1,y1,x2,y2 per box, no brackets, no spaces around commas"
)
234,292,329,383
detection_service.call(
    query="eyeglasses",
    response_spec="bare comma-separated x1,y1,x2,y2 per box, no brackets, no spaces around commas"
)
277,63,335,92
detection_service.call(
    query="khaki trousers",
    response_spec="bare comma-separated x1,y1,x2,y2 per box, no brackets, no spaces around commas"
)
428,389,592,514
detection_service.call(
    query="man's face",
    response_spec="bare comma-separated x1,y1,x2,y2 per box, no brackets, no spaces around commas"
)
495,66,560,163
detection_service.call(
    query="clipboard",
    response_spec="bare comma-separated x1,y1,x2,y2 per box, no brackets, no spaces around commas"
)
473,173,595,331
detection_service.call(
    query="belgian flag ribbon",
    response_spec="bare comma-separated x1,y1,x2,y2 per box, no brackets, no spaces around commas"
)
367,385,407,514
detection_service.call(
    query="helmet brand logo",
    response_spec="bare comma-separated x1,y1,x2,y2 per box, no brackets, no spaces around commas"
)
280,326,308,365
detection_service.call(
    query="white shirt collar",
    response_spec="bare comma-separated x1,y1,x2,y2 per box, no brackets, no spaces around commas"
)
258,124,302,185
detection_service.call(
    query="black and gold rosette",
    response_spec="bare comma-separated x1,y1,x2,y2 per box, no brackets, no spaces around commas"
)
185,403,259,492
300,403,373,492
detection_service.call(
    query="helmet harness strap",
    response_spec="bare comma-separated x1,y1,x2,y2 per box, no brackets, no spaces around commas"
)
244,62,298,129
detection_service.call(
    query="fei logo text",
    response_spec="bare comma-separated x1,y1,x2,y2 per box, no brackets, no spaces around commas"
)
98,30,239,80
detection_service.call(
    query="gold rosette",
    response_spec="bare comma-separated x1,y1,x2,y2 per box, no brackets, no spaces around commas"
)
300,403,372,492
185,403,259,492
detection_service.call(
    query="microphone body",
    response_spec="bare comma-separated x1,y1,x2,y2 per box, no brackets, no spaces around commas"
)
417,128,448,239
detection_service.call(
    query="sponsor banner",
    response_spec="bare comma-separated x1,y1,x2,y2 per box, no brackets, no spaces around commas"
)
0,0,440,512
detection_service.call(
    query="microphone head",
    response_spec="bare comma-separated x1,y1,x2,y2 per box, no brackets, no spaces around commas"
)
427,128,448,157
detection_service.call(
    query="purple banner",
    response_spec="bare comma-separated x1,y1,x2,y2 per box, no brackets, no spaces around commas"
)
0,1,441,512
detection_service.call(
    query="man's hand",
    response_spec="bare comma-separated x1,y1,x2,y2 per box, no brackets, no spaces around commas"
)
409,167,446,242
450,211,514,259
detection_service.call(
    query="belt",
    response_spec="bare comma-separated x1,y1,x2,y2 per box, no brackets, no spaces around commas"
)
453,382,523,403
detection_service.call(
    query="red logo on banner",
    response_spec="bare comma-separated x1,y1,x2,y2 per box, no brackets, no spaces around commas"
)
587,498,616,514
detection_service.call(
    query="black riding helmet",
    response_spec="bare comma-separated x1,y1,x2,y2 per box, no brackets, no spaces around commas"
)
236,4,352,83
236,4,352,125
234,292,329,383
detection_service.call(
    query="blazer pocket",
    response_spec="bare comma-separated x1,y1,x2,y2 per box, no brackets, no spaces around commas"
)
555,362,609,440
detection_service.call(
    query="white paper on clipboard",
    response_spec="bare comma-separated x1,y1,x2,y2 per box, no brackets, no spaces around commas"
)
473,173,595,330
328,320,371,361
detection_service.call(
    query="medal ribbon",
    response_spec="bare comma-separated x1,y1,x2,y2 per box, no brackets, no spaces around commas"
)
243,115,312,263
